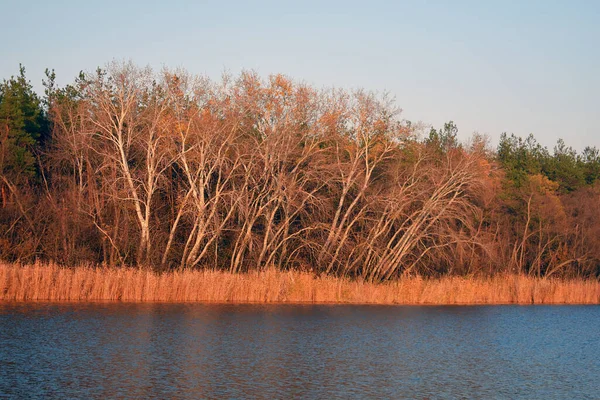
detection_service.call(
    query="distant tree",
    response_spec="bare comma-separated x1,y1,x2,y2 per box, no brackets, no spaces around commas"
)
426,121,459,153
541,139,585,193
580,146,600,185
497,133,549,187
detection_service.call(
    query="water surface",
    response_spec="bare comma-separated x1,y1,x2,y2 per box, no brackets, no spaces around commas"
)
1,303,599,399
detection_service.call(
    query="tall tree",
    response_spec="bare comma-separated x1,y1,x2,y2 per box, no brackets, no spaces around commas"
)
0,65,48,187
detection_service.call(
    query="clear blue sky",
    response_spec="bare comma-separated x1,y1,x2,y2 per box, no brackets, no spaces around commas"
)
2,0,599,149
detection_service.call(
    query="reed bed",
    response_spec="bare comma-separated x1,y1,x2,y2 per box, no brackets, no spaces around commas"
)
1,262,599,304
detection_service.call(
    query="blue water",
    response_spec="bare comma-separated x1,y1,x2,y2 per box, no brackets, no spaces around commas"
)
1,304,599,399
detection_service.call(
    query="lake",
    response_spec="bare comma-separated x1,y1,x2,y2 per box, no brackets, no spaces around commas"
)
1,303,599,399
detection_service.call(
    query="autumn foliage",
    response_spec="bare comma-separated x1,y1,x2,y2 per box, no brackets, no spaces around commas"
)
1,62,599,281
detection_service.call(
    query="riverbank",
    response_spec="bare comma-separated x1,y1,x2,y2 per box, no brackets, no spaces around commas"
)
1,263,599,304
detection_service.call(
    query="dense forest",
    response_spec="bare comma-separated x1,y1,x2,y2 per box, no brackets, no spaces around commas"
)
1,62,599,280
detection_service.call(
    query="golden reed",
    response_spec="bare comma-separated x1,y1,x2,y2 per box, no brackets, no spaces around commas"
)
1,262,599,304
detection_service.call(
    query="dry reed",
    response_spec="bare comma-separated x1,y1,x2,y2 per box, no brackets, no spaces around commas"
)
1,262,599,304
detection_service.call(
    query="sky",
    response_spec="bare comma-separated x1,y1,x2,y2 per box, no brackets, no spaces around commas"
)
2,0,599,150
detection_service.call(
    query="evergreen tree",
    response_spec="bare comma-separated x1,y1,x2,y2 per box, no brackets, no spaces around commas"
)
0,65,48,183
542,139,585,192
426,121,459,153
580,146,600,185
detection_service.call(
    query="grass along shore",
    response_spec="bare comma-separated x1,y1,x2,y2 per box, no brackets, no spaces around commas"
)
1,262,599,304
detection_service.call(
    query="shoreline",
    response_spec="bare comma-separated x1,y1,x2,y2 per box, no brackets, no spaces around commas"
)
1,263,599,305
2,300,600,306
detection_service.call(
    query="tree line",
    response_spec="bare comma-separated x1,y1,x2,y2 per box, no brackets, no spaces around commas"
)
1,62,599,280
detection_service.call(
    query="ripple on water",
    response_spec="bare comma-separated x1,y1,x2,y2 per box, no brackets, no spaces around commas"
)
1,303,599,399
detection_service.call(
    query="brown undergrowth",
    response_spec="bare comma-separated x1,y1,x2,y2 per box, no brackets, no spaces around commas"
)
1,262,599,304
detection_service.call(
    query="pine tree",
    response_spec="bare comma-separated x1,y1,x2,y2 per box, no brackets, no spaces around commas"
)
0,65,48,184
